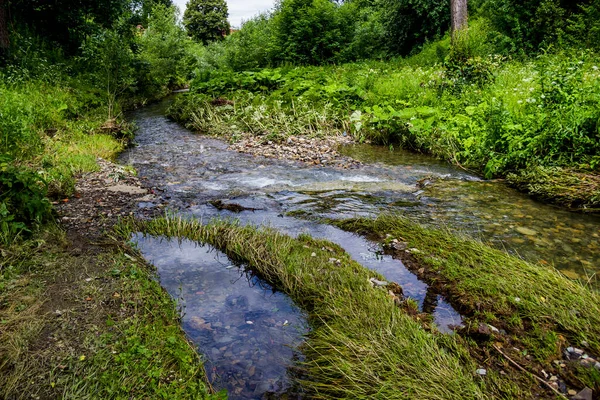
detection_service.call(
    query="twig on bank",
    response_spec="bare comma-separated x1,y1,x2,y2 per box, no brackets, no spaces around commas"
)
492,344,568,400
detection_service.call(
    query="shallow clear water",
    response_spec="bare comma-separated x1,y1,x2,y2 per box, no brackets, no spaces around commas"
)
122,98,599,398
339,144,600,281
133,235,307,399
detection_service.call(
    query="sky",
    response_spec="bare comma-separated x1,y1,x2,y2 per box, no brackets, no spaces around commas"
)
173,0,275,28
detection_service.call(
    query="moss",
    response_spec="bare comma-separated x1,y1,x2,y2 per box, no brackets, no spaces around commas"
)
507,166,600,211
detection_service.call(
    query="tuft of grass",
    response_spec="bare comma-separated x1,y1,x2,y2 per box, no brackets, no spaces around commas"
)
118,215,531,399
331,214,600,361
507,166,600,210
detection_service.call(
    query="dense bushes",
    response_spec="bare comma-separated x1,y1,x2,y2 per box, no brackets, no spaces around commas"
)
474,0,600,53
191,0,600,73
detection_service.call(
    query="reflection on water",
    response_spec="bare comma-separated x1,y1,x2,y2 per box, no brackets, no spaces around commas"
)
133,235,307,399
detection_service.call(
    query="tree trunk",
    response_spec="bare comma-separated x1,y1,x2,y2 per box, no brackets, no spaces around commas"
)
0,0,9,60
450,0,468,42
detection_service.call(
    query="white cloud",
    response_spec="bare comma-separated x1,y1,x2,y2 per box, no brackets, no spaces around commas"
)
173,0,275,28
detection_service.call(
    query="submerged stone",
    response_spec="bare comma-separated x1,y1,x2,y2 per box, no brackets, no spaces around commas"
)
515,226,537,236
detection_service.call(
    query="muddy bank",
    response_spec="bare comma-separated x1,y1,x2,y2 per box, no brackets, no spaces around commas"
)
54,157,164,239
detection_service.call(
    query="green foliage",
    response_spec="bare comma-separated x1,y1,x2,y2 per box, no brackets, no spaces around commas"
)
138,4,196,91
476,0,598,52
377,0,450,56
183,0,230,44
79,24,136,120
0,163,51,241
271,0,352,65
0,3,202,241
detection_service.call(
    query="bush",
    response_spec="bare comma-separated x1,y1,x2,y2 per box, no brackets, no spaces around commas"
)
0,163,51,241
476,0,599,52
272,0,352,65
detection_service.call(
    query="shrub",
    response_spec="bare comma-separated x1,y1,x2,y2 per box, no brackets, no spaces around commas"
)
0,163,51,240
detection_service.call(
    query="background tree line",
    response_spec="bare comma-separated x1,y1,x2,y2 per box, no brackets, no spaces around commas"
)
200,0,600,70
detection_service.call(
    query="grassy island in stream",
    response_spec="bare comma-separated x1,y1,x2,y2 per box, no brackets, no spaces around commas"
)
331,214,600,392
119,214,600,399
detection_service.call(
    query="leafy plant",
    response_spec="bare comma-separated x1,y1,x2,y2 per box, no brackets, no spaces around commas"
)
0,163,51,240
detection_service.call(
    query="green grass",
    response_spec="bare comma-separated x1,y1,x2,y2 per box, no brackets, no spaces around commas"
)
0,227,219,399
331,214,600,364
118,215,534,399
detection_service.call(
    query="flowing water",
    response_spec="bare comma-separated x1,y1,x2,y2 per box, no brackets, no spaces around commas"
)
122,99,600,398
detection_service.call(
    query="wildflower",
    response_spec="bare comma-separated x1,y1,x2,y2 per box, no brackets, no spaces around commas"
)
593,66,599,71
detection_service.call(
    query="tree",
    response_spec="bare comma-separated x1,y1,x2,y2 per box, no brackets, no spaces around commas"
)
0,0,9,60
378,0,450,56
8,0,134,54
183,0,230,44
139,4,189,89
272,0,349,64
451,0,468,42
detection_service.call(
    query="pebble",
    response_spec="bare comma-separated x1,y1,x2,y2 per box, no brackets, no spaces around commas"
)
369,278,388,287
573,388,593,400
475,368,487,376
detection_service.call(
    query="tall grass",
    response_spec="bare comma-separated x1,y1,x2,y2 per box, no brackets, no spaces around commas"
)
119,215,530,399
333,214,600,359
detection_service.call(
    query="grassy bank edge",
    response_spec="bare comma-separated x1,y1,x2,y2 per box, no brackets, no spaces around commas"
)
329,213,600,390
116,214,540,399
0,225,219,398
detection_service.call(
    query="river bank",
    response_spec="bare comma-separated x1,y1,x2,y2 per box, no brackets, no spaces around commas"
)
167,53,600,212
0,155,218,398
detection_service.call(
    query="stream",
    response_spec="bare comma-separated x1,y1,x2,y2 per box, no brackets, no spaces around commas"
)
122,99,600,399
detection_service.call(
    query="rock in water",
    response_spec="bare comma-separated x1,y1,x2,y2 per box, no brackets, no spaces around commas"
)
515,226,537,236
